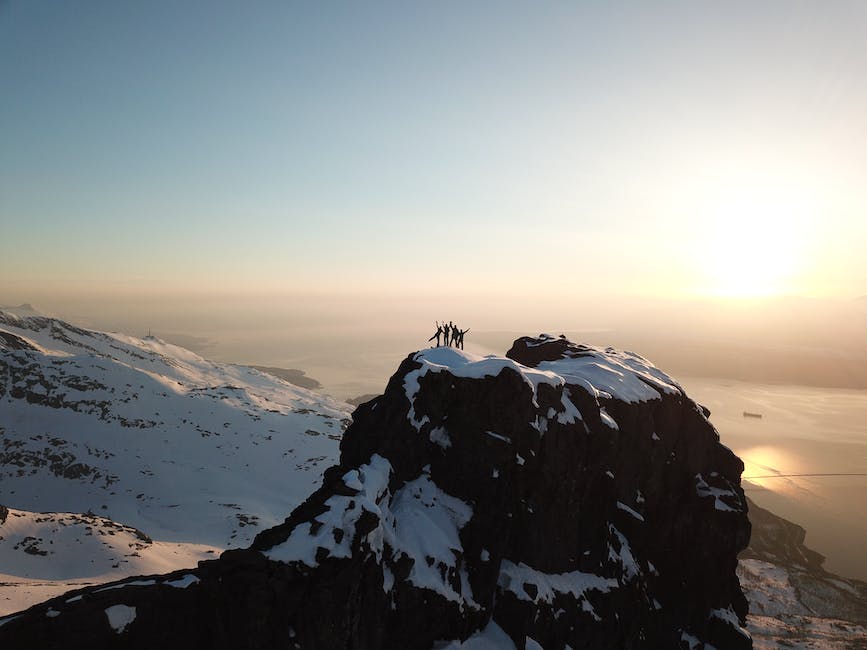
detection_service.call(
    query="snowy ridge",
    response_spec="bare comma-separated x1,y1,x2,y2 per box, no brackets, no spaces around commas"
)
263,455,394,568
0,507,218,615
407,342,681,412
403,340,686,438
264,455,480,608
497,560,617,611
515,333,682,403
403,347,564,429
0,310,349,614
404,342,681,438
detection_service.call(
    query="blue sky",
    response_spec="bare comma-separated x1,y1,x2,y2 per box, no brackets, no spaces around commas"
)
2,1,866,313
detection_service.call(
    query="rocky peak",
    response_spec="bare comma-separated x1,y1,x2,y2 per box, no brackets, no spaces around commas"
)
0,336,752,649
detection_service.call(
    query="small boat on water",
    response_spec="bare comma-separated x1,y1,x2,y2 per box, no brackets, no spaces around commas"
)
743,411,763,419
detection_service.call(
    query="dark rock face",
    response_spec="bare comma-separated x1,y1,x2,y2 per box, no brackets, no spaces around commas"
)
0,336,752,649
741,497,824,571
738,497,867,639
0,331,38,352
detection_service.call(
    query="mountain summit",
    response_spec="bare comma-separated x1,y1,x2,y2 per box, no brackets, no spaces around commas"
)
0,335,751,649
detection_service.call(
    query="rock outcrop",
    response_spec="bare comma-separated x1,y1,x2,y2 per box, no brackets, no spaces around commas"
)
738,497,867,643
0,335,752,649
740,497,824,571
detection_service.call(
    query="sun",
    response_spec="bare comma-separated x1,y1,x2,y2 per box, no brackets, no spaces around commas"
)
693,184,814,298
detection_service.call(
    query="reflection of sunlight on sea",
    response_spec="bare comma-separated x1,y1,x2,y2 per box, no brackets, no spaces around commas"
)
738,445,812,499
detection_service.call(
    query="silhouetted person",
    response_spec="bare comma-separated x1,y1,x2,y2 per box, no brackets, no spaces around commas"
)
443,322,451,347
428,321,443,347
457,327,469,349
451,324,460,347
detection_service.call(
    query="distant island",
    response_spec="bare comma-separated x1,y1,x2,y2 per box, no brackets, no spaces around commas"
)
249,366,322,390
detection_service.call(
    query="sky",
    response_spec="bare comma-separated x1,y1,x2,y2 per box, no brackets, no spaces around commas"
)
2,1,867,321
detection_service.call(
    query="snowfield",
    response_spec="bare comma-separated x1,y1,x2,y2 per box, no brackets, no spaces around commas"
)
0,308,349,614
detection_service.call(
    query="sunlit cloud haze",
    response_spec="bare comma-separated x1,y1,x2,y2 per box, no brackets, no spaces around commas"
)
2,1,867,336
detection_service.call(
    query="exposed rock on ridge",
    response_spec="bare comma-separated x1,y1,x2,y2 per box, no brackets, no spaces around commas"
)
0,335,752,649
738,497,867,644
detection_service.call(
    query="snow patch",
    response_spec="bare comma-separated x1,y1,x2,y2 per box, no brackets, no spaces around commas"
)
710,606,751,640
599,408,619,430
263,455,478,608
385,473,477,607
96,579,157,593
555,389,582,425
430,426,452,449
616,501,644,522
484,431,511,444
680,631,701,649
536,346,680,404
263,455,393,567
435,619,516,649
498,559,617,617
695,474,739,512
608,526,639,581
404,348,564,430
104,604,136,634
165,574,199,589
382,566,395,593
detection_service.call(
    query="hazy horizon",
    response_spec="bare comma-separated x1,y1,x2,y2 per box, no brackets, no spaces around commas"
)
3,293,866,398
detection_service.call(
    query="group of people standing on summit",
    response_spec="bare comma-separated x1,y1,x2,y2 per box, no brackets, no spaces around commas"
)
429,321,469,349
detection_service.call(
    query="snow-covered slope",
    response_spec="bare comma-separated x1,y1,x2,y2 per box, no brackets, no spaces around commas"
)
0,309,348,614
737,498,867,648
739,559,867,648
0,505,220,616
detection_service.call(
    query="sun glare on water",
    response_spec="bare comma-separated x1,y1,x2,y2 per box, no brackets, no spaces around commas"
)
739,445,805,497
